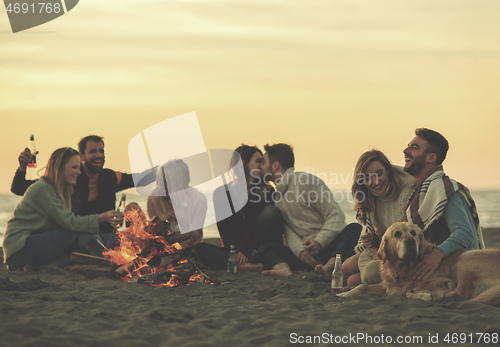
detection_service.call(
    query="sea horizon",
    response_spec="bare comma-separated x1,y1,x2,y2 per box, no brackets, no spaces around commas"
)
1,188,500,245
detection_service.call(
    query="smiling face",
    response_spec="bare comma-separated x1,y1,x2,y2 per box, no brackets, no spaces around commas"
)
364,160,390,196
81,140,105,173
62,155,81,186
403,136,428,177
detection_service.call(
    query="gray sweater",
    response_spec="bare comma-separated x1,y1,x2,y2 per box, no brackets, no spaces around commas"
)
3,179,99,261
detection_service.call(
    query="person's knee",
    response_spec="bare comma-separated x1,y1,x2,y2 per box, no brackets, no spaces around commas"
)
342,254,360,275
259,205,283,222
361,260,381,284
345,223,362,237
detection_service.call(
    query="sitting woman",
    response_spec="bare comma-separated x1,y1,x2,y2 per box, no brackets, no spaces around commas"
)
195,145,288,273
147,159,207,246
342,149,415,285
3,147,121,271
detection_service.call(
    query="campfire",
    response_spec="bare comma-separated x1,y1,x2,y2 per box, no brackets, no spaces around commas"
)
103,203,217,287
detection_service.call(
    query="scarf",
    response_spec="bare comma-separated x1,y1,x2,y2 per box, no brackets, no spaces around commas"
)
404,165,485,249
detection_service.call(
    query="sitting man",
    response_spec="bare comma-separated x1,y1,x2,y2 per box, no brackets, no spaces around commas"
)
11,135,155,246
260,143,361,274
402,128,484,280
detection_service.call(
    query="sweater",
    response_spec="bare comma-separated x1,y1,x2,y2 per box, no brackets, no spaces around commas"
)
355,166,415,253
435,192,479,256
3,180,99,261
11,165,156,233
275,168,347,257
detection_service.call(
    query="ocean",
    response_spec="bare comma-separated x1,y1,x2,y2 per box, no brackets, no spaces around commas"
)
1,189,499,245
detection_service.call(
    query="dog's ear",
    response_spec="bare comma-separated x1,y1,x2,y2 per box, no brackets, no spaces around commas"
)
376,237,388,264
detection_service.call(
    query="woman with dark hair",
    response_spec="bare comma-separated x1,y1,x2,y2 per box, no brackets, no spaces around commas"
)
340,149,415,285
195,144,286,272
3,147,122,271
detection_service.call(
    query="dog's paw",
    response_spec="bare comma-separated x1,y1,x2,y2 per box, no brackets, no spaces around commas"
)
337,289,358,298
406,290,432,301
336,291,351,298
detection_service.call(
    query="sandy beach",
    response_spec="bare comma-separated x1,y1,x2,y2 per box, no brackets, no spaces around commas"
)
1,229,499,347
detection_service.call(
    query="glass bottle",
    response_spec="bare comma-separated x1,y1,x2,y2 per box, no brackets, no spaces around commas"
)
227,245,237,273
116,193,126,230
28,134,38,168
331,254,343,293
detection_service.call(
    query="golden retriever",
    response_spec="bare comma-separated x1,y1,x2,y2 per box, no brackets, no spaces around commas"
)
338,222,500,305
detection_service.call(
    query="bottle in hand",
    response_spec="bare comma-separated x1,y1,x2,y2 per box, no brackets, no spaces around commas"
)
116,193,126,230
227,245,237,273
331,254,343,293
28,134,38,168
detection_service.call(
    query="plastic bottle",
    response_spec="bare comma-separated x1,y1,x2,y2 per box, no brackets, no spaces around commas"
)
28,134,38,168
331,254,343,293
227,245,237,273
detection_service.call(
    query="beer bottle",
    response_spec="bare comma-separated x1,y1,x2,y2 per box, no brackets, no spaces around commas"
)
28,134,38,168
331,254,343,293
116,194,126,230
227,245,237,273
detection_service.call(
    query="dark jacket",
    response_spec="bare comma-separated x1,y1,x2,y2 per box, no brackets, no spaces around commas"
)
213,184,273,256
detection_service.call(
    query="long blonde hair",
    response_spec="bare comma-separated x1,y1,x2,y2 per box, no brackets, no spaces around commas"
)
352,149,401,213
42,147,79,211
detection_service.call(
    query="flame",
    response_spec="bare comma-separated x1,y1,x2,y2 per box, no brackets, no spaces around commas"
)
103,205,213,287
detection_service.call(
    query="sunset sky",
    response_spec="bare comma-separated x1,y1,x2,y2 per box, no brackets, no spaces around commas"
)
1,0,499,194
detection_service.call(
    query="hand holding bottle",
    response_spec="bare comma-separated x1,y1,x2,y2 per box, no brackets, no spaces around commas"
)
98,210,124,227
18,148,33,172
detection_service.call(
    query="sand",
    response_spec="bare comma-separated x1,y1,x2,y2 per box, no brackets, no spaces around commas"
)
1,229,500,347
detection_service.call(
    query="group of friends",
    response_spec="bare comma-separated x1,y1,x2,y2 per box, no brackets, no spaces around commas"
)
2,129,484,289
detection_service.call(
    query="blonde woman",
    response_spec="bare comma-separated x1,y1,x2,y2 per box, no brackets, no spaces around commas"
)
3,147,121,271
342,149,415,285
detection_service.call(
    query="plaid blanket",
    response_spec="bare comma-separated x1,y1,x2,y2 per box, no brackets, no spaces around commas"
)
404,165,485,249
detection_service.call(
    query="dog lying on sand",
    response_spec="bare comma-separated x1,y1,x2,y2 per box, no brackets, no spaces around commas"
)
338,222,500,305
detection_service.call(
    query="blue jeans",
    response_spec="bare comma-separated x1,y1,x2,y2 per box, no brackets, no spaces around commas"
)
8,229,98,271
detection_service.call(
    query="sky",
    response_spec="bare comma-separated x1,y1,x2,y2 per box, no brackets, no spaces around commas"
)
1,0,500,194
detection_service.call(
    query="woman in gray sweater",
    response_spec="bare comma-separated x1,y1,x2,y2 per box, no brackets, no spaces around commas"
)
3,147,122,271
341,149,415,285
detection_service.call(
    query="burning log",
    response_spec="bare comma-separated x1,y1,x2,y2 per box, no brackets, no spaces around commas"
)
115,252,183,277
103,207,218,287
136,271,192,286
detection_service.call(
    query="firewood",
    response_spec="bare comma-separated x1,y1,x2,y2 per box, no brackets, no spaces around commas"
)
70,252,113,267
136,271,192,285
144,217,173,238
114,252,182,277
164,232,192,244
158,252,183,267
